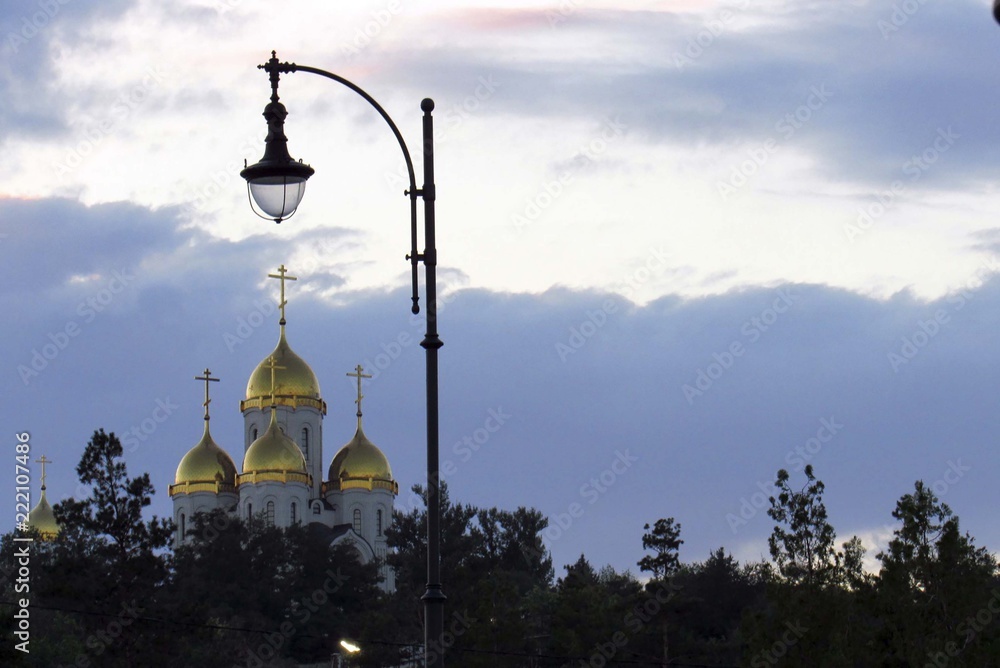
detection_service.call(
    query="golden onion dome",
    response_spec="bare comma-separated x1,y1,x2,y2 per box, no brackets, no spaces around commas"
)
173,422,237,489
27,489,60,539
243,409,308,475
243,328,323,410
328,421,395,488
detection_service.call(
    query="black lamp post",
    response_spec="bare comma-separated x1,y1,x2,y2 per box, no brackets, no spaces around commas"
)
241,51,446,667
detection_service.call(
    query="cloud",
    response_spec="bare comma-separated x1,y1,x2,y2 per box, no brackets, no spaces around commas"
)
371,1,1000,194
0,0,137,141
7,241,1000,571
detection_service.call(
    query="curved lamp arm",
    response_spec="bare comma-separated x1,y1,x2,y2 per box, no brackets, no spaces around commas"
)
262,53,424,314
246,54,446,668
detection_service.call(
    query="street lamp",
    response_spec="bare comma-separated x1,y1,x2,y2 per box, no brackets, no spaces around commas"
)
995,0,1000,25
241,51,446,667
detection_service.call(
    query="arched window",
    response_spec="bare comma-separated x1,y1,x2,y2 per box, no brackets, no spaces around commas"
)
291,502,297,525
353,508,362,534
266,501,275,527
313,502,321,515
179,512,186,540
301,427,310,461
377,509,383,536
247,503,253,520
251,427,258,441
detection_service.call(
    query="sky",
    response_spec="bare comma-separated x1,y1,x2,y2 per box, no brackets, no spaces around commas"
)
3,0,1000,578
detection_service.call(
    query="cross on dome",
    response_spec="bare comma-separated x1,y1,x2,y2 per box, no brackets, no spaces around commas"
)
195,368,220,421
346,364,373,418
35,455,52,491
265,355,286,407
267,264,297,325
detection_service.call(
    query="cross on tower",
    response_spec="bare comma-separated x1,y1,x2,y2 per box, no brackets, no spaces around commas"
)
346,364,373,418
195,368,220,421
267,264,298,325
35,455,52,491
265,355,286,406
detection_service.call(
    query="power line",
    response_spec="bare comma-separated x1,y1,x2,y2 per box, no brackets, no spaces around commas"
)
0,599,740,667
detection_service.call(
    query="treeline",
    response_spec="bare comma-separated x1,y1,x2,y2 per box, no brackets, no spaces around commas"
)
1,432,998,666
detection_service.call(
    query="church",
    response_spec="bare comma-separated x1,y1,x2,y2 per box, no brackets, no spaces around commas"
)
168,265,398,591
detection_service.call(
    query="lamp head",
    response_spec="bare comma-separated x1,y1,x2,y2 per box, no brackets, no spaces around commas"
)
995,0,1000,25
241,51,314,223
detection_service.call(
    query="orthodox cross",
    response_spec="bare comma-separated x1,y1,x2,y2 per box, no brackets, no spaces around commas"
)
346,364,373,417
265,355,286,406
267,264,297,324
35,455,52,491
195,368,220,420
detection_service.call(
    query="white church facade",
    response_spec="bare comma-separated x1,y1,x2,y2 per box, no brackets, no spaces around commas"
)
168,265,398,591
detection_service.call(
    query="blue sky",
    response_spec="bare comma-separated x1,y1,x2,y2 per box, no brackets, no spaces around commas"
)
3,0,1000,576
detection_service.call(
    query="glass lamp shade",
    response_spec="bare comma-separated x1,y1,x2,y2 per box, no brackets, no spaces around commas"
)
240,155,314,222
248,176,308,221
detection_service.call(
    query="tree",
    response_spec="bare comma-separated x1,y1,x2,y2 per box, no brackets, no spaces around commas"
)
385,483,555,666
766,466,837,589
0,429,175,667
638,518,684,667
749,466,868,666
670,548,763,664
638,518,683,580
876,481,999,664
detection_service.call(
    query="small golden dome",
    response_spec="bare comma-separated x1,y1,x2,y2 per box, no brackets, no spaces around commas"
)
28,489,60,539
329,422,394,485
174,422,237,488
244,329,322,411
243,409,308,475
